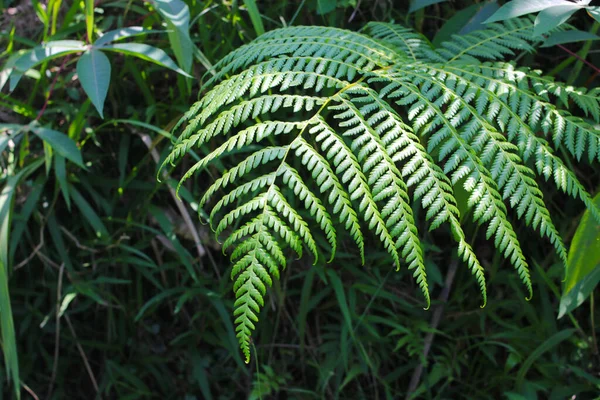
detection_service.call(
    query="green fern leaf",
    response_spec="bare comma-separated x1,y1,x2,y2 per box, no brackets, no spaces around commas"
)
163,18,600,361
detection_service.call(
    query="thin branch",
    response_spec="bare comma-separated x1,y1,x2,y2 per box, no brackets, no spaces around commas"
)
60,226,99,253
34,56,71,122
22,383,40,400
14,224,45,270
557,44,600,76
64,315,102,398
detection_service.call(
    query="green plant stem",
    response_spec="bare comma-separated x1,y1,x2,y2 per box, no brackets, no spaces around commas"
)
592,293,598,356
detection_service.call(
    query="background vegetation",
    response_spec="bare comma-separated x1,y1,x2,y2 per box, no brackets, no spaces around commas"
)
1,0,599,399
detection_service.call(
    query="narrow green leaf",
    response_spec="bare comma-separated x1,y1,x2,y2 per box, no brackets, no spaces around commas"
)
243,0,265,36
46,212,74,271
0,124,23,153
135,287,185,321
7,41,85,90
327,269,354,340
69,185,109,238
100,43,192,77
485,0,575,23
150,0,193,72
94,27,161,47
542,29,600,47
9,176,45,262
533,4,581,36
433,1,500,46
76,50,111,118
54,154,71,210
0,180,20,400
0,159,43,400
409,0,448,13
148,205,197,281
85,0,94,41
516,329,576,388
31,126,85,168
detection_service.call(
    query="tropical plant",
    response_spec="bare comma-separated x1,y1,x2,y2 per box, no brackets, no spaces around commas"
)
163,16,600,362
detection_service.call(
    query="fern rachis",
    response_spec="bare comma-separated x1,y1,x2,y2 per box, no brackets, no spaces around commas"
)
162,17,600,362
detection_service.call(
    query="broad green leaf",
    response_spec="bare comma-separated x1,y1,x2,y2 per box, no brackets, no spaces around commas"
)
0,159,43,400
243,0,265,36
85,0,94,41
94,27,161,47
76,49,111,118
7,41,85,90
409,0,448,13
100,43,192,77
151,0,193,72
533,4,581,36
542,29,600,47
31,126,85,168
485,0,576,23
557,192,600,318
563,192,600,294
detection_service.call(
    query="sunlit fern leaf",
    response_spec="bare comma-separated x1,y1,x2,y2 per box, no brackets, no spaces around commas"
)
162,18,600,362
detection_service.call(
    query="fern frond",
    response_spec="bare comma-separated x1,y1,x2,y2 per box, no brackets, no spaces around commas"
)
388,64,568,265
291,138,364,262
435,17,538,62
310,117,401,268
378,75,533,296
164,18,600,361
361,22,437,62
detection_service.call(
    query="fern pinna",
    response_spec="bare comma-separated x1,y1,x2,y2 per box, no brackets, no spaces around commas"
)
161,17,600,362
